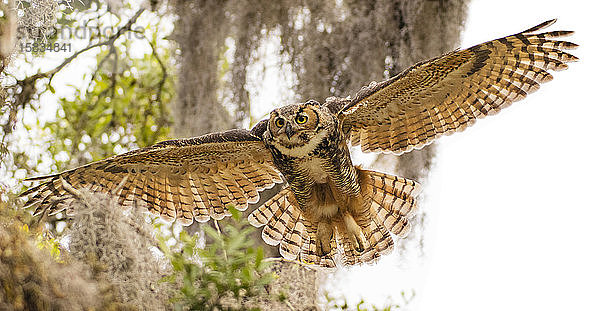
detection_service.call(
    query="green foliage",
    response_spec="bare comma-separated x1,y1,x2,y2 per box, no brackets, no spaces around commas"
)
1,3,175,186
0,197,62,262
324,291,414,311
47,40,173,169
21,223,62,262
159,207,273,311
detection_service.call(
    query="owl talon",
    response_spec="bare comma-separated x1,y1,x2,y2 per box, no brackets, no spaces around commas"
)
349,230,366,253
316,222,333,256
353,234,365,253
343,213,367,253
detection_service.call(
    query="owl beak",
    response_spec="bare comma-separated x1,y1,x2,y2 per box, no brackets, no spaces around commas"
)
285,123,295,139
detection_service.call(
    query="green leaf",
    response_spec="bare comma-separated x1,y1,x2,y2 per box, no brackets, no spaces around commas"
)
255,247,264,269
228,205,240,221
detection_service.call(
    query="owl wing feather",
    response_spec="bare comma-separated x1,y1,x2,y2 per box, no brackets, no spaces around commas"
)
21,128,282,225
335,19,578,155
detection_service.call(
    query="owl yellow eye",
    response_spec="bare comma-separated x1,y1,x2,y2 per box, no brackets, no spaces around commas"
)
295,115,308,124
275,118,285,128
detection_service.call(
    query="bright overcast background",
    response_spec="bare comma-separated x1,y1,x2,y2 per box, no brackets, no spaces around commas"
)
331,1,599,310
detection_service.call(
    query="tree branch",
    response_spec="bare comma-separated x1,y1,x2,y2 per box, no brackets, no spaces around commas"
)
46,8,144,84
17,8,144,88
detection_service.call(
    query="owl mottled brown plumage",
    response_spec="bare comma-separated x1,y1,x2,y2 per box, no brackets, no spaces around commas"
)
21,20,577,267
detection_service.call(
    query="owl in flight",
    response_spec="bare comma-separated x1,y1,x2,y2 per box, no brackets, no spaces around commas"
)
22,20,577,267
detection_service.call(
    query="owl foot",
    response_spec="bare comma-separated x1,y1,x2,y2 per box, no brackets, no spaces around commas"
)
316,222,333,256
343,213,366,253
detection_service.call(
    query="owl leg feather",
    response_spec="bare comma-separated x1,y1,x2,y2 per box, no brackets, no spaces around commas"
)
249,186,338,267
330,168,423,265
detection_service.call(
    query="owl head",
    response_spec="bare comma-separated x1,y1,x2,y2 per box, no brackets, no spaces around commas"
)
266,100,336,156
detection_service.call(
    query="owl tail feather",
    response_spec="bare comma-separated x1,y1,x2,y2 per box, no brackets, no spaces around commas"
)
351,168,422,264
248,188,306,262
359,169,422,237
247,169,421,267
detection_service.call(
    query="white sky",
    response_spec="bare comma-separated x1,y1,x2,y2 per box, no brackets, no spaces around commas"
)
334,1,599,310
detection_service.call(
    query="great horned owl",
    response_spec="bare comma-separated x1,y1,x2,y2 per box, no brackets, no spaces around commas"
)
21,20,577,267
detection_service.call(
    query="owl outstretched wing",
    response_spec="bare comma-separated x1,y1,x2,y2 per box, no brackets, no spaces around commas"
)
331,19,578,154
21,125,283,225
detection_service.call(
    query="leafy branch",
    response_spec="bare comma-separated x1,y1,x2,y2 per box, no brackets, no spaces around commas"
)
159,207,273,311
2,8,144,138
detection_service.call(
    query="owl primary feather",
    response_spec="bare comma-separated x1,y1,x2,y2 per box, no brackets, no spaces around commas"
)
21,20,578,267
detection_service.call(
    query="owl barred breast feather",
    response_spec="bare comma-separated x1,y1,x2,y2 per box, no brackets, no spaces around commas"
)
20,20,577,267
